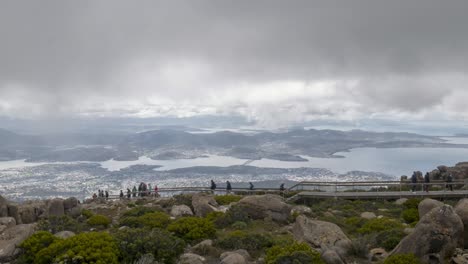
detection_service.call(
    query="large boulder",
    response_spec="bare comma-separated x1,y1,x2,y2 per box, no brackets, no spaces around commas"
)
321,250,345,264
192,193,218,217
0,223,36,262
18,204,38,224
237,194,292,223
63,197,79,211
0,217,16,228
0,195,8,217
418,198,444,219
7,204,19,224
292,215,351,260
47,198,65,217
390,205,464,263
171,205,194,218
455,198,468,247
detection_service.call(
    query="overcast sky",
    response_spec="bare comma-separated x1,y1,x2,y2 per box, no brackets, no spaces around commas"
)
1,1,468,127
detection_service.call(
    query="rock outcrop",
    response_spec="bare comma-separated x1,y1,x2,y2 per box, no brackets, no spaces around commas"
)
391,205,464,263
292,215,351,262
178,253,205,264
0,195,8,217
237,194,292,223
418,198,444,219
171,205,194,218
47,198,65,217
192,193,219,217
220,250,249,264
0,223,37,262
455,198,468,247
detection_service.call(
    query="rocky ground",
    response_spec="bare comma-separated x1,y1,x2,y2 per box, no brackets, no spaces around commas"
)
2,191,468,263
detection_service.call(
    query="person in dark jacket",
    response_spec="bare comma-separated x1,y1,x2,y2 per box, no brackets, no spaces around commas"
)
249,182,254,190
132,186,137,197
119,190,124,199
279,183,285,192
446,173,453,191
210,180,216,193
105,190,109,200
424,172,430,192
411,172,418,193
226,181,232,194
127,188,131,199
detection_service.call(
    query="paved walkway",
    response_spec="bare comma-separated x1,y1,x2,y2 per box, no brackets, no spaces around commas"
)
292,190,468,200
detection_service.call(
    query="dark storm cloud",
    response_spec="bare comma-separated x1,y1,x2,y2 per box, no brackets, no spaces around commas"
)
1,0,468,122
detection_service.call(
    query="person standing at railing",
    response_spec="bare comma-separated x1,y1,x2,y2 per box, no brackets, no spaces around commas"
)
119,190,124,200
411,172,418,193
127,188,131,199
446,173,453,191
226,181,232,194
210,180,216,194
424,172,430,192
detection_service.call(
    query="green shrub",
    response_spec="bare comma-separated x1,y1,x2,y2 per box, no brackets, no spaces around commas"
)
358,217,403,234
122,206,157,217
173,194,194,208
206,211,225,222
34,232,119,264
401,208,419,224
374,229,406,251
216,230,273,251
231,221,248,230
403,198,422,209
113,228,185,264
87,214,111,228
18,231,59,264
384,253,421,264
167,217,216,242
265,242,324,264
81,209,94,218
120,211,171,229
38,215,82,233
215,195,242,205
215,205,251,227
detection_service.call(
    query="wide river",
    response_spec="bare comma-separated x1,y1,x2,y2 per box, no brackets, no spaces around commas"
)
1,138,468,177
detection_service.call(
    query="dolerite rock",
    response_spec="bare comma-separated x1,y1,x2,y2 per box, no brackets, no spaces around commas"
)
47,198,65,217
18,204,38,224
390,205,464,263
360,212,377,219
220,251,248,264
455,198,468,247
7,204,19,223
321,250,345,264
63,197,79,211
418,198,444,219
171,205,194,218
0,217,16,228
0,223,36,262
369,248,388,262
291,205,312,216
237,194,292,223
292,215,351,261
178,253,205,264
0,195,8,217
192,193,218,217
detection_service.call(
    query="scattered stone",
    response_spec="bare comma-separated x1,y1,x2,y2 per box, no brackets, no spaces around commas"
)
55,230,76,239
192,193,219,217
403,227,414,235
451,248,468,264
418,198,444,219
390,205,463,263
220,251,248,264
0,217,16,228
369,248,388,262
292,215,351,260
178,253,205,264
360,212,376,219
291,205,312,215
170,205,194,218
395,198,408,205
321,250,344,264
238,194,292,223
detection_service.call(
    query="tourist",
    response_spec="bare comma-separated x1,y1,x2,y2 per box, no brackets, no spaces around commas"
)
119,190,124,199
210,180,216,193
424,172,430,192
279,183,285,191
154,184,159,197
105,190,109,200
92,193,97,199
127,188,131,199
148,183,152,195
226,181,232,194
411,172,418,193
249,182,254,190
446,173,454,191
132,186,137,197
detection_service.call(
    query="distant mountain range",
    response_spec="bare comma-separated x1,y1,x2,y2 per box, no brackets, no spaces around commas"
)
0,127,466,162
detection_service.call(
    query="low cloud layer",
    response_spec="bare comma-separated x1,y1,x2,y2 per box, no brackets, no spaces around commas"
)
1,1,468,126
